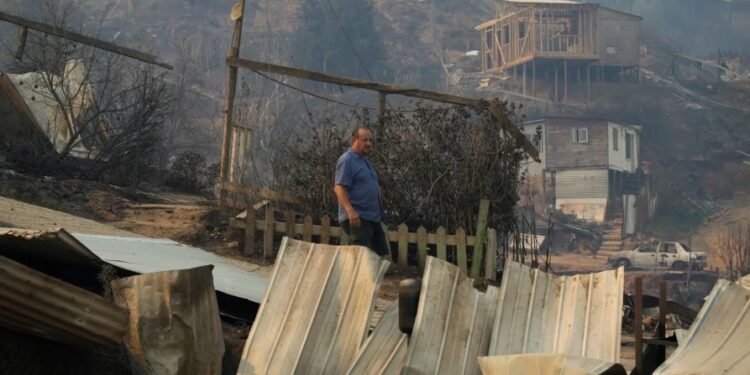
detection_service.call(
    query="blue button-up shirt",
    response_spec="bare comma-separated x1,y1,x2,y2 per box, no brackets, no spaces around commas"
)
335,149,382,223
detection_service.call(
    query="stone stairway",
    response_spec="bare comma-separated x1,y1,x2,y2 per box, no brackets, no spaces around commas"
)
599,217,623,254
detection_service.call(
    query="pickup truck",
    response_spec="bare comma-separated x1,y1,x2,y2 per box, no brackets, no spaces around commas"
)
607,241,707,271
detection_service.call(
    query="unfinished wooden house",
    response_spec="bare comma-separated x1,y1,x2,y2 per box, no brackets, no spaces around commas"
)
476,0,641,101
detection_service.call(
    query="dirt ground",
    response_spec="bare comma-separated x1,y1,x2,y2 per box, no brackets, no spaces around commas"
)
692,193,750,270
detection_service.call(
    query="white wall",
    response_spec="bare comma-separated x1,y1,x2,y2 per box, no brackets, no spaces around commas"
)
607,122,639,173
522,122,545,178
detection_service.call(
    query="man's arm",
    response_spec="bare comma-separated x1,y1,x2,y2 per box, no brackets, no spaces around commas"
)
334,184,361,228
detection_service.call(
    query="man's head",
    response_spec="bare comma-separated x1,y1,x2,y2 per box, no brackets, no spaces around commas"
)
351,127,373,156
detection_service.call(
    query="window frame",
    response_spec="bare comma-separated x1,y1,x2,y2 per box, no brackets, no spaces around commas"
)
612,128,619,151
573,128,589,144
625,132,634,160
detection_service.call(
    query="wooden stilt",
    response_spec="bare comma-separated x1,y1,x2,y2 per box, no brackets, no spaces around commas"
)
554,65,559,102
563,61,568,102
532,59,536,97
586,64,591,101
522,63,527,96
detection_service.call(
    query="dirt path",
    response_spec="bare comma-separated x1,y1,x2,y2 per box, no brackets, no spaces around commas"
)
0,196,140,237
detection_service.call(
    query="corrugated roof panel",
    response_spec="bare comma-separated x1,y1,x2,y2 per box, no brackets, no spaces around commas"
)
0,227,269,303
0,255,128,347
347,302,407,375
403,256,499,375
478,354,626,374
489,262,624,362
112,265,225,375
654,280,750,375
237,238,390,375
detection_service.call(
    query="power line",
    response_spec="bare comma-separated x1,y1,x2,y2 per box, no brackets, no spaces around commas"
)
324,0,375,81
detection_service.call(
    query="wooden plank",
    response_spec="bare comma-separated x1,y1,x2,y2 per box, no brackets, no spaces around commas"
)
417,226,428,272
226,56,540,162
470,199,491,278
263,206,274,260
635,277,643,373
398,224,408,269
320,215,331,244
486,228,498,281
303,215,313,242
456,227,468,274
436,226,447,261
244,207,256,256
285,210,295,239
14,26,27,60
0,11,172,69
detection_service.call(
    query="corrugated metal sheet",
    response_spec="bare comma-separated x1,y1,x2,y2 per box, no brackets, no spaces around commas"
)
403,256,499,375
654,280,750,375
347,302,407,375
478,354,626,375
237,238,390,375
112,265,224,375
555,169,609,199
489,262,624,362
0,227,269,303
0,254,128,347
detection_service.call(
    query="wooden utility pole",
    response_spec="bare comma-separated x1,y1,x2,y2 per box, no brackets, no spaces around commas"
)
378,92,387,129
219,0,247,204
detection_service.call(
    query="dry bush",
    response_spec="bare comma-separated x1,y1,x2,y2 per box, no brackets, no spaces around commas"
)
272,103,527,234
717,223,750,280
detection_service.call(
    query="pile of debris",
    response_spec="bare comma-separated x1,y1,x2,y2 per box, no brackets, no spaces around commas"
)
3,229,750,374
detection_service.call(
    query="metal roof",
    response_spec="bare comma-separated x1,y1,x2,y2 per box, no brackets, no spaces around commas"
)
403,256,499,375
654,280,750,375
237,238,390,375
112,265,225,375
0,254,128,347
489,261,624,362
478,354,626,374
0,227,269,303
347,302,407,375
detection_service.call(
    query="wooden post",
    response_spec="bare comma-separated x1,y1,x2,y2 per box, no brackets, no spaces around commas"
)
554,65,559,102
303,215,313,242
436,226,447,261
456,227,468,274
635,277,643,373
417,226,428,272
563,60,568,102
470,199,491,278
532,59,536,97
284,210,295,240
377,92,387,130
486,228,498,280
263,205,274,260
14,26,27,61
243,207,256,255
586,64,591,102
398,224,409,269
522,63,527,96
219,0,247,205
657,279,668,362
320,215,331,244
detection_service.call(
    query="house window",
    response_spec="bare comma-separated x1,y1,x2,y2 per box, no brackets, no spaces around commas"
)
612,128,619,151
572,128,588,143
519,20,527,38
502,24,510,45
606,46,618,54
625,133,634,159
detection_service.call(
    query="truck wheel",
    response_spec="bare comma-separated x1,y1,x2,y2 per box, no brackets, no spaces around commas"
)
672,261,688,271
614,259,630,269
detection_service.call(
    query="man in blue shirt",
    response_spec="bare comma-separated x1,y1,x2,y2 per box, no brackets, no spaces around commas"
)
334,127,389,256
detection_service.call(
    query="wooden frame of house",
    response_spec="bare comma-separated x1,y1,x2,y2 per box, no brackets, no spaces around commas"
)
476,0,642,101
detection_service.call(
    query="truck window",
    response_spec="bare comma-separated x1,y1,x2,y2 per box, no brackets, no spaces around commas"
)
681,243,691,252
664,243,678,254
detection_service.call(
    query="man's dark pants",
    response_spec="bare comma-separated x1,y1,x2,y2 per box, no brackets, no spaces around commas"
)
342,219,390,257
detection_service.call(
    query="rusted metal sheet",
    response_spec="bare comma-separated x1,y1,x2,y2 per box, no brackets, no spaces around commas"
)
237,238,390,375
489,262,624,362
0,227,268,303
403,256,499,375
0,255,127,347
478,354,626,375
654,280,750,375
112,265,224,375
347,302,407,375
